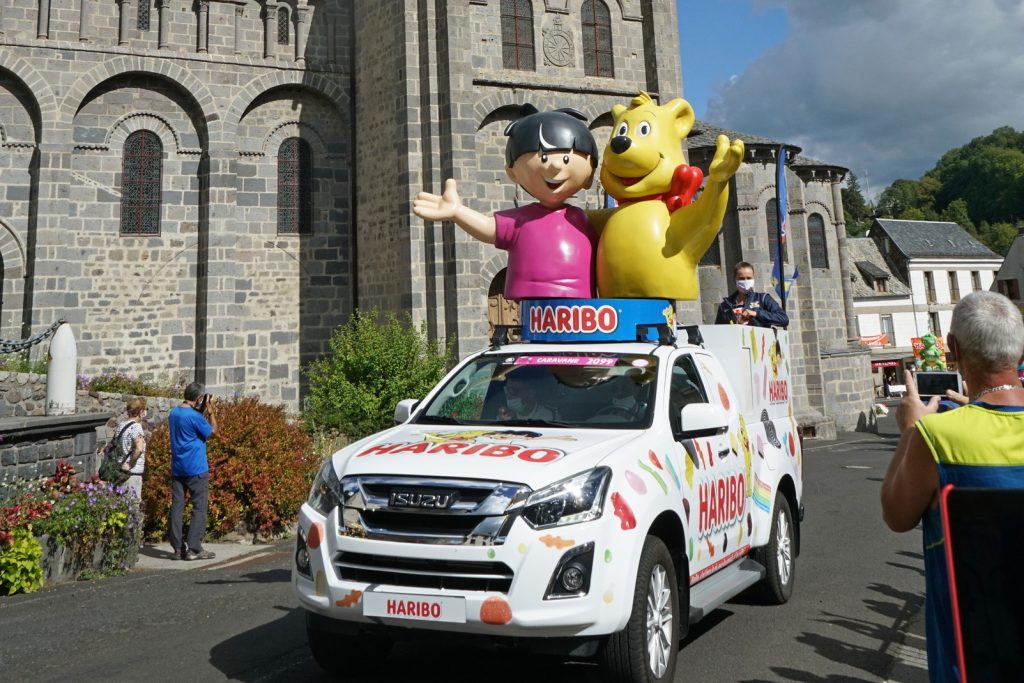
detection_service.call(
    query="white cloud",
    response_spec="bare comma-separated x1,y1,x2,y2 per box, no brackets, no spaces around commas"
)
705,0,1024,197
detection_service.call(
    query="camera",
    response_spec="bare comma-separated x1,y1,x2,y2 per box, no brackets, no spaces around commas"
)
915,371,963,401
196,393,212,412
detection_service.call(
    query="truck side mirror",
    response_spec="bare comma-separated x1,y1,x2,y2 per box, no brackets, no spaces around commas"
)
679,403,729,438
394,399,419,424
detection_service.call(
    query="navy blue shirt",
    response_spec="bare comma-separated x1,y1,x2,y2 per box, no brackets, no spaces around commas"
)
715,290,790,328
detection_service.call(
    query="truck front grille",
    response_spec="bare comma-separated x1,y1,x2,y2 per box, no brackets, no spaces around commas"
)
334,551,514,592
338,476,532,546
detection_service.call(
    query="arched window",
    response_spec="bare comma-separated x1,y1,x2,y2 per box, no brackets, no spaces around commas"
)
808,213,829,268
766,198,785,263
278,138,312,235
120,130,162,235
137,1,151,31
500,0,535,70
581,0,613,78
278,7,290,45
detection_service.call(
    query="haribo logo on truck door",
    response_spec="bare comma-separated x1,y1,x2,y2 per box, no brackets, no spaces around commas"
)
697,470,746,539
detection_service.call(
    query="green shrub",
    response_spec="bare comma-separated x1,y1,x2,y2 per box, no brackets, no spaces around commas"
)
0,528,44,595
81,368,185,397
303,310,451,440
143,397,318,540
0,351,47,375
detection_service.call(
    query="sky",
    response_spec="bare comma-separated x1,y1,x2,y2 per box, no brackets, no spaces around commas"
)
677,0,1024,201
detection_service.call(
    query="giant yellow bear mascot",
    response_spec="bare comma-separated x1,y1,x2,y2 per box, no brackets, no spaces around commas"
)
589,92,744,300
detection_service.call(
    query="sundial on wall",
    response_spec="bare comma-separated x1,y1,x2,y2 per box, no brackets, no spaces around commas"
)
543,18,574,67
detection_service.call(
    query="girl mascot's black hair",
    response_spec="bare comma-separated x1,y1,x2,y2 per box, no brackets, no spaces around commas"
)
503,104,599,169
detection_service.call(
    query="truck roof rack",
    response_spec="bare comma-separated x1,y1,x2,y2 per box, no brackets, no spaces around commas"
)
677,325,704,347
635,323,676,346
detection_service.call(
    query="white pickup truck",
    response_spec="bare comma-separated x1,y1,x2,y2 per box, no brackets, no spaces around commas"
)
293,299,803,682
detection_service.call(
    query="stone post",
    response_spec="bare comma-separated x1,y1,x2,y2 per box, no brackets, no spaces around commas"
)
157,0,170,49
197,0,209,53
78,0,90,41
831,175,859,343
295,5,311,65
46,324,76,415
264,1,278,58
117,0,132,45
233,4,243,54
37,0,51,38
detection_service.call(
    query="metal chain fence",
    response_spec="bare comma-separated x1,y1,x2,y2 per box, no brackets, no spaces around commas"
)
0,319,67,355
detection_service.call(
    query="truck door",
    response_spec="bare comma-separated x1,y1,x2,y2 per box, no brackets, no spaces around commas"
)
667,353,742,583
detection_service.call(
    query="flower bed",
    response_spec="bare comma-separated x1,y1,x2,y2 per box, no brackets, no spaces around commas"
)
0,462,142,594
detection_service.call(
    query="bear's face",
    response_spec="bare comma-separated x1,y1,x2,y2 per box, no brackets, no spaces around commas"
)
600,94,694,201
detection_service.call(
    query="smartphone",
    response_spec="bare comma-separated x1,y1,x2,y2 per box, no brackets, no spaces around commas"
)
196,393,210,412
915,371,963,400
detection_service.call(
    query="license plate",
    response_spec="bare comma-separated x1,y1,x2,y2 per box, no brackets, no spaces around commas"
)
363,591,467,623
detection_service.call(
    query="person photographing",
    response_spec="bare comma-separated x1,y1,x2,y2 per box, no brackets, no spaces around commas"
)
715,261,789,328
168,382,218,561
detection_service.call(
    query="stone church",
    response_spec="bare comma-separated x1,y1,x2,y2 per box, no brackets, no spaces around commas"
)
0,0,872,435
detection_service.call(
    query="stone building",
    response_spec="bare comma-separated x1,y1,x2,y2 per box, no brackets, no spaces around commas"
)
0,0,873,434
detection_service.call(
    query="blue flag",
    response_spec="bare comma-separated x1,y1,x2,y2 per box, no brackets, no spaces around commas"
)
771,145,798,307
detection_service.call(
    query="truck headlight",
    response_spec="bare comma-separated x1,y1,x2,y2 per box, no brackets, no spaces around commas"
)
307,459,343,515
522,467,611,529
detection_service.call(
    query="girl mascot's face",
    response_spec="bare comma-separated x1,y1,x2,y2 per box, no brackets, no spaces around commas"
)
506,149,594,209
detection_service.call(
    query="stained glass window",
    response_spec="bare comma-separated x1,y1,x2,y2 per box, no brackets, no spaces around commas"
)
278,138,312,235
138,0,150,31
120,130,162,235
278,7,290,45
500,0,534,70
808,213,829,268
581,0,613,78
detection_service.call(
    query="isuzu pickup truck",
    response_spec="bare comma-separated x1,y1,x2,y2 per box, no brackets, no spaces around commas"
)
293,298,803,683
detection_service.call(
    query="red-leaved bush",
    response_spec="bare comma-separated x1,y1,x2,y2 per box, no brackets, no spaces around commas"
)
142,397,318,540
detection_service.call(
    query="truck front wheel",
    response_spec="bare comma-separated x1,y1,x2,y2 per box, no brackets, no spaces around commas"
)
306,612,391,678
752,492,795,604
601,536,680,683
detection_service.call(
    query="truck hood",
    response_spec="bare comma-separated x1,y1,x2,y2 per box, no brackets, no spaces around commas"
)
333,424,643,489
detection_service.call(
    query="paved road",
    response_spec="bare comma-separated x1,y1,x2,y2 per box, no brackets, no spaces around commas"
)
0,419,928,682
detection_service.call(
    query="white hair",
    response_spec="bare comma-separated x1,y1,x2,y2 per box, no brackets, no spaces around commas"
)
950,291,1024,372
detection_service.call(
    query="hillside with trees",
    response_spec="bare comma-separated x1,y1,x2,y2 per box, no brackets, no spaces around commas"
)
843,126,1024,255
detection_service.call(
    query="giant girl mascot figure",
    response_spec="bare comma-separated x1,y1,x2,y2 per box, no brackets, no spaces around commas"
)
414,106,600,299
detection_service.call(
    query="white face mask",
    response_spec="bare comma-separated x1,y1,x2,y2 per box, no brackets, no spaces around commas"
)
736,279,755,293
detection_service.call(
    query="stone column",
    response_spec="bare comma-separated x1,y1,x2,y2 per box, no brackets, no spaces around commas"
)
233,4,243,54
157,0,170,49
78,0,91,41
831,175,859,343
295,5,311,65
196,0,209,53
37,0,51,38
264,1,278,58
117,0,132,45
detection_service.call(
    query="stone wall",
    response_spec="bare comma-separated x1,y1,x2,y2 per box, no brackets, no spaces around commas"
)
820,347,877,435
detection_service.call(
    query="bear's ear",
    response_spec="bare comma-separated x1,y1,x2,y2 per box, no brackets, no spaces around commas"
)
611,104,627,120
666,98,695,138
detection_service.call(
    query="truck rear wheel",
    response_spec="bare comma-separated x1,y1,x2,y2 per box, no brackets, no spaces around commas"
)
752,492,795,604
306,612,391,678
601,536,680,683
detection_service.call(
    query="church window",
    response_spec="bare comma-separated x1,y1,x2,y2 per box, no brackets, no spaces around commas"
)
120,131,162,235
808,213,829,268
581,0,613,78
278,7,290,45
278,138,312,235
138,1,150,31
500,0,535,70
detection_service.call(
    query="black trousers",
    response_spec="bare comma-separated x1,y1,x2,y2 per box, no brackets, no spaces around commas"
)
168,473,210,553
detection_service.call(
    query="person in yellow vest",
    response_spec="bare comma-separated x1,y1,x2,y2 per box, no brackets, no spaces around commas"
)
881,291,1024,682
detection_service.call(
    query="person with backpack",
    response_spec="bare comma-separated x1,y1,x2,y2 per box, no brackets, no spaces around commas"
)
168,382,218,561
116,397,148,501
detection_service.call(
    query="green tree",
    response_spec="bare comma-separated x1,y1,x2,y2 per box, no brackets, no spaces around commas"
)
941,198,976,235
979,221,1016,256
842,171,871,236
303,310,452,440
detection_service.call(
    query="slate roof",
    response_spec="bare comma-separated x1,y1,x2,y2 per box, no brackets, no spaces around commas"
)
871,219,1000,259
848,238,911,298
687,120,799,154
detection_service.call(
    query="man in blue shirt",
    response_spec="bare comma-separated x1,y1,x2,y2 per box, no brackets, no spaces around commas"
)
714,261,789,328
168,382,218,561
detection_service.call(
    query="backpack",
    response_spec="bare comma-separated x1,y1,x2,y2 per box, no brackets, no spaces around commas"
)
97,423,134,484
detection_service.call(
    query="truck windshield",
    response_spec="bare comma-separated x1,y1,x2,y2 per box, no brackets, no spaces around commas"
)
416,352,658,429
